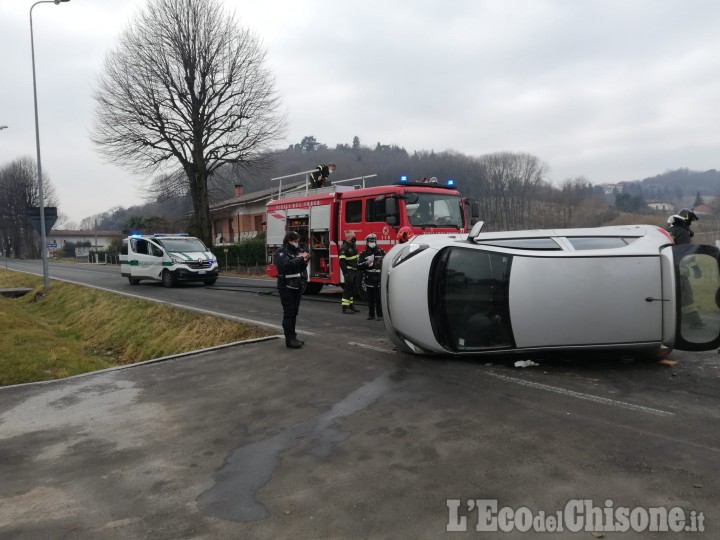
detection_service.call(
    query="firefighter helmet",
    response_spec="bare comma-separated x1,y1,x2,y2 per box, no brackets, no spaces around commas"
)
397,226,413,244
679,208,699,222
366,233,377,242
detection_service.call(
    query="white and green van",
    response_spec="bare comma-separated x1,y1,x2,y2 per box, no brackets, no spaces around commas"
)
120,234,218,287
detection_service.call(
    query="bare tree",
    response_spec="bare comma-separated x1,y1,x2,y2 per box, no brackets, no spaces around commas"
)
471,152,547,230
0,157,59,257
91,0,285,245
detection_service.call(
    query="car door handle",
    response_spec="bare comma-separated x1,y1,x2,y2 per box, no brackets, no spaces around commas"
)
645,297,670,302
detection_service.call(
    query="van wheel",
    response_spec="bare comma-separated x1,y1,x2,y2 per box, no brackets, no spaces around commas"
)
128,277,140,285
161,270,175,288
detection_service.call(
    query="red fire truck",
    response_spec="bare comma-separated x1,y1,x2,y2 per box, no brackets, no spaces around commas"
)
265,177,478,296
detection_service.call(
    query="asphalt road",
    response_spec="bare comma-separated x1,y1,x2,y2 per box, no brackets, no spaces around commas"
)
1,260,719,539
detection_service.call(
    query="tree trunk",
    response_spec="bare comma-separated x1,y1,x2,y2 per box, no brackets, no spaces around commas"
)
187,168,212,247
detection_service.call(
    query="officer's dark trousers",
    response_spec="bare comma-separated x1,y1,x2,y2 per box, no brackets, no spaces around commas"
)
279,287,302,340
366,286,382,318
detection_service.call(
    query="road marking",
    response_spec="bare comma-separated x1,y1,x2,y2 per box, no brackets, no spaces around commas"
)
349,342,396,354
485,371,674,417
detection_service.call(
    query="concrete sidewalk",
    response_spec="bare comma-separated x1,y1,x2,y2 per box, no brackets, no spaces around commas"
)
0,337,414,539
2,337,718,539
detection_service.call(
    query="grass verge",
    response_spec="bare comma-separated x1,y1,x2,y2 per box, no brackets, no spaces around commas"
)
0,269,273,386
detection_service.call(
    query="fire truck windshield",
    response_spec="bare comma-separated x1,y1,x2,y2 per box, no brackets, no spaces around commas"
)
405,192,463,228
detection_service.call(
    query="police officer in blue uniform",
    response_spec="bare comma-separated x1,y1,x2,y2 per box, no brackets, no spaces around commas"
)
274,231,309,348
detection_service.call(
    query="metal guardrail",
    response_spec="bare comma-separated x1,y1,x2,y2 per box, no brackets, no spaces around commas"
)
270,171,378,200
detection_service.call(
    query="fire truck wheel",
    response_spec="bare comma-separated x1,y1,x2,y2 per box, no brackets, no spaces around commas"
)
303,282,324,295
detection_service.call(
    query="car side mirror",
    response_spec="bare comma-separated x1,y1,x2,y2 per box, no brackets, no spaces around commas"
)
467,221,485,241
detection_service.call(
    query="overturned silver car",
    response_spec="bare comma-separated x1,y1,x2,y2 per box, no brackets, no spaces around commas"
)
381,223,720,356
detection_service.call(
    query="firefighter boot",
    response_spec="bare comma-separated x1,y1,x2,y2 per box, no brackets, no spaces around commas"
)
342,306,355,314
349,304,360,313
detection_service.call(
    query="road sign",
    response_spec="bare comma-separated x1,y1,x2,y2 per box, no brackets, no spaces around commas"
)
27,207,58,236
46,243,57,248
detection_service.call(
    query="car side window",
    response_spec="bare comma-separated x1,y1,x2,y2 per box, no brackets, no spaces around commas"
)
475,238,561,251
566,237,638,250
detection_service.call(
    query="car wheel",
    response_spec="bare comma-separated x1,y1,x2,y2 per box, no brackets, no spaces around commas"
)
303,282,324,295
128,277,140,285
161,270,175,288
204,279,217,286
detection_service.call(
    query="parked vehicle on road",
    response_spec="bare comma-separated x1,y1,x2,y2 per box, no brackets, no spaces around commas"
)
120,234,218,287
382,223,720,356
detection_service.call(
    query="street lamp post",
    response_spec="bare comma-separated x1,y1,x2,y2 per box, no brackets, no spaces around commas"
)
30,0,70,289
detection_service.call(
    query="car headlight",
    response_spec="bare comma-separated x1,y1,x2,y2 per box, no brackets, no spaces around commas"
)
392,243,429,267
171,256,187,265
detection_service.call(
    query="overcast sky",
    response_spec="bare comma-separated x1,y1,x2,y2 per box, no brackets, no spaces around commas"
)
2,0,719,227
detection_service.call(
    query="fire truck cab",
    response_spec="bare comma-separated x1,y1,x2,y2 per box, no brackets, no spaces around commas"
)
265,179,478,296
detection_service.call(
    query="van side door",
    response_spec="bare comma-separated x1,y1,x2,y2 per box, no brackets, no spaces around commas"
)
147,240,166,280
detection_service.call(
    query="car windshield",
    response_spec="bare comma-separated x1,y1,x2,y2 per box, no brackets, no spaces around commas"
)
156,237,208,252
432,247,514,351
405,192,463,228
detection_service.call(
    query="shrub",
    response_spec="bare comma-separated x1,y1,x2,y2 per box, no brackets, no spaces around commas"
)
211,236,266,269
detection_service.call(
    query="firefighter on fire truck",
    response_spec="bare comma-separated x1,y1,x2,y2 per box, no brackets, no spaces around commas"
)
339,230,360,314
308,163,337,189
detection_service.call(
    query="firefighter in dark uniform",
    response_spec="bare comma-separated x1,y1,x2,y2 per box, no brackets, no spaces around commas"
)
668,208,705,328
358,233,385,320
339,230,360,314
274,231,310,348
308,163,336,189
668,208,698,245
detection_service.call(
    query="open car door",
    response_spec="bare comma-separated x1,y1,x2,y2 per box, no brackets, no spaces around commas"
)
668,244,720,351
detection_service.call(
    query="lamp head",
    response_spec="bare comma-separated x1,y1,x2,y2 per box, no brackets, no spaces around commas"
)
54,0,70,4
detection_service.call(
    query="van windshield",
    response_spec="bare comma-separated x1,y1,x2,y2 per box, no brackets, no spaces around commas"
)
405,192,463,228
155,237,208,253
